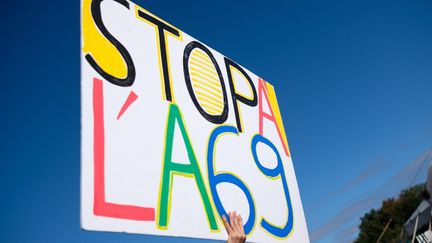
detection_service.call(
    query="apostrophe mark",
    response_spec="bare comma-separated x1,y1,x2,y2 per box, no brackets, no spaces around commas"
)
117,90,138,120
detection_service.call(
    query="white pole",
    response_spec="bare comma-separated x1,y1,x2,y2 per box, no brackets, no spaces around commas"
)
376,219,392,243
412,215,419,243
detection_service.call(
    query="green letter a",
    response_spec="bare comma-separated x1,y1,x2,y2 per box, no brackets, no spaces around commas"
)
157,103,218,231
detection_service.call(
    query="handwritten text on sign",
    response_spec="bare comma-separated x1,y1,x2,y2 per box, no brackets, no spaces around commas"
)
81,0,309,242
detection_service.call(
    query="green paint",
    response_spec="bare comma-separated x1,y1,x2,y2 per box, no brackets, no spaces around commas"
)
158,103,218,231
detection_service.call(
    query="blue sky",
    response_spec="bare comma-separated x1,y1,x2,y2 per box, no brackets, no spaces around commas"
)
1,0,432,242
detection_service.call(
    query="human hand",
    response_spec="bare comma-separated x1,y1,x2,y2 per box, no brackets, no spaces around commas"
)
222,211,246,243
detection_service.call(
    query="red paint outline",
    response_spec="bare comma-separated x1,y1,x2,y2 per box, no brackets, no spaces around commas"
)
258,78,289,157
93,78,155,221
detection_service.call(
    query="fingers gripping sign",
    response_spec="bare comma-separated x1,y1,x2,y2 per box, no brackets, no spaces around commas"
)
222,211,246,243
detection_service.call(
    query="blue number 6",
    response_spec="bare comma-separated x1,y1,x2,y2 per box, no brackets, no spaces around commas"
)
207,126,256,235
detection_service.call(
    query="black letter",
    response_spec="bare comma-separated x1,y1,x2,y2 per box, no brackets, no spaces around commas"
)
183,41,228,124
224,57,257,132
85,0,135,87
137,9,180,102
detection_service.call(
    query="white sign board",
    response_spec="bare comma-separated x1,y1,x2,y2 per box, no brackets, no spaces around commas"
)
81,0,309,242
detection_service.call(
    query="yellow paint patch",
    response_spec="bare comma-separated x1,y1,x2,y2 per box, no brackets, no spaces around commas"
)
82,0,127,78
265,82,291,157
189,49,224,116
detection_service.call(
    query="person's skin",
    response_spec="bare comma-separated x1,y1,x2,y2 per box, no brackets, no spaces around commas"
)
222,211,246,243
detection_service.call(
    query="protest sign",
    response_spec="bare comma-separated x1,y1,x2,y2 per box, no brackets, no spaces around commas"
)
81,0,309,241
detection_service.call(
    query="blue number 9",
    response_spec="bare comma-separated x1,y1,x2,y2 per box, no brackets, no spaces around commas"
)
251,134,293,238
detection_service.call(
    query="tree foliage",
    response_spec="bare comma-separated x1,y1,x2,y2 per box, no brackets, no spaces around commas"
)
355,183,426,243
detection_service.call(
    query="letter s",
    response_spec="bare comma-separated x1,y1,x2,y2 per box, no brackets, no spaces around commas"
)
84,0,135,86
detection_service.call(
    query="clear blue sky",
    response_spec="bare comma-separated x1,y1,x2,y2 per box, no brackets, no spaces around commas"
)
1,0,432,242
